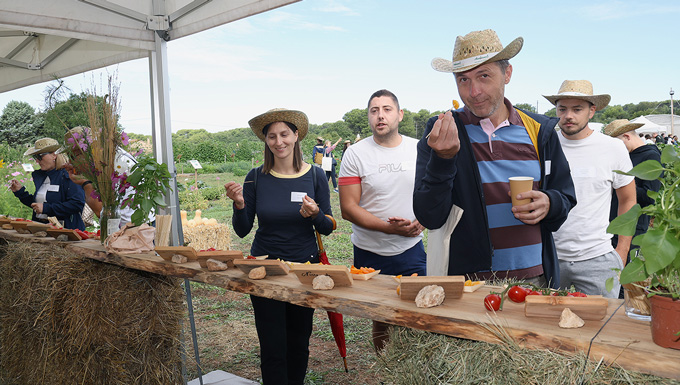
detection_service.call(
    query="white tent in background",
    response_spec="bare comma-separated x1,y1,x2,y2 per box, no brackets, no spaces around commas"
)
631,115,667,134
0,0,298,245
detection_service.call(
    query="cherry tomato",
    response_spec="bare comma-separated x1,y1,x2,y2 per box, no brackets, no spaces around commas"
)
527,290,542,296
484,294,501,311
571,291,587,297
507,285,528,303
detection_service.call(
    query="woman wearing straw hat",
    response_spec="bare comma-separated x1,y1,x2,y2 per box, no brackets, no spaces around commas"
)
10,137,86,230
224,108,336,385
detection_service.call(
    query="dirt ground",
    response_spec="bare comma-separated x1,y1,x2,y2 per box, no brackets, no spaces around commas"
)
183,283,386,385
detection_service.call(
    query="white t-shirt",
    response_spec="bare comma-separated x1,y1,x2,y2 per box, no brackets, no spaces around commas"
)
339,135,421,256
554,130,634,261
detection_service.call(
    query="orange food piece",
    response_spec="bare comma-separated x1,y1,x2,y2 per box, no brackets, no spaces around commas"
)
411,273,418,276
350,265,376,274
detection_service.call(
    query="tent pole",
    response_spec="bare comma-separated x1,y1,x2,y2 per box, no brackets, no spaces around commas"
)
149,23,203,385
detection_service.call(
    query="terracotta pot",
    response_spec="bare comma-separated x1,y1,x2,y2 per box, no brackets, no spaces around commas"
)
649,294,680,349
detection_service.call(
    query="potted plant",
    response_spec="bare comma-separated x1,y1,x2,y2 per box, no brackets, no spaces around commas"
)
608,145,680,349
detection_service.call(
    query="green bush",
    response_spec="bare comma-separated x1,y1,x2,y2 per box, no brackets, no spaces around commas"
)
178,189,208,211
200,187,223,201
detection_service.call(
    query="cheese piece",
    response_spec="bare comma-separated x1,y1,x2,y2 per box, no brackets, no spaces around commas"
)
415,285,446,308
206,258,228,271
559,308,585,328
249,266,266,280
312,275,335,290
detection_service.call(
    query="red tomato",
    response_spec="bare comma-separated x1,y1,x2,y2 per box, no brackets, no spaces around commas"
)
527,290,542,296
507,286,528,303
484,294,501,311
571,292,587,297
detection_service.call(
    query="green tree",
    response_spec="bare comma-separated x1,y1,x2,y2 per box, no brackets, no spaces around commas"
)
515,103,537,113
0,101,40,146
343,108,370,138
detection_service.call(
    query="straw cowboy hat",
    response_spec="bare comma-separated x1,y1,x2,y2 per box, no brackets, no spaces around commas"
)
543,80,611,111
603,119,644,138
248,108,308,142
431,29,523,73
24,137,61,156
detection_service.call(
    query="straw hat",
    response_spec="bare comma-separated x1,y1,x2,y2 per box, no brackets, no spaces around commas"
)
248,108,309,142
603,119,644,137
24,137,61,156
543,80,611,111
431,29,523,73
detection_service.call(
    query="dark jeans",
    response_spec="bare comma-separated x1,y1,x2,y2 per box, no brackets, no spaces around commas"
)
250,295,314,385
325,165,337,188
353,240,427,276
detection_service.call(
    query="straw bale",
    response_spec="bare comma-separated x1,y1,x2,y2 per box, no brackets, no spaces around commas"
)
182,222,232,251
377,327,677,385
0,241,184,385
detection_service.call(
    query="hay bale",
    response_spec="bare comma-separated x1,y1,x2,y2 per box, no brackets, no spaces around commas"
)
377,327,676,385
182,222,232,251
0,242,184,385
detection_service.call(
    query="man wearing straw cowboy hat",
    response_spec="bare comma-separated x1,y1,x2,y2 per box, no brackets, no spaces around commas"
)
414,29,576,289
544,80,636,298
603,119,661,251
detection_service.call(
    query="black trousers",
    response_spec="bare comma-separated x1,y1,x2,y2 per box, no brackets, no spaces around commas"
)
250,295,315,385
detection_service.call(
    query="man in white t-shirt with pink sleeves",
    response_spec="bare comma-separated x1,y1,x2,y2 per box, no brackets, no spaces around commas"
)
339,89,425,350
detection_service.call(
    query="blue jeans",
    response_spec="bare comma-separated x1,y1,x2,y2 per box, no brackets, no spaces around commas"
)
353,240,427,276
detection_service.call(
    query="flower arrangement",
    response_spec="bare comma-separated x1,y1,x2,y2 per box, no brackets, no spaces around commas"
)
62,75,130,237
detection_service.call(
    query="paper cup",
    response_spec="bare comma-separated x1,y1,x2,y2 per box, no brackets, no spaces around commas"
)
509,176,534,209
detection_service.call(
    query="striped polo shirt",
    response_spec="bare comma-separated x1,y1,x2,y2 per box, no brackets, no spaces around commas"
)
460,99,543,278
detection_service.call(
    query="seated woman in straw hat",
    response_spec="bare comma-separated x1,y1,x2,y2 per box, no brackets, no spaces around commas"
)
10,137,86,230
224,108,336,385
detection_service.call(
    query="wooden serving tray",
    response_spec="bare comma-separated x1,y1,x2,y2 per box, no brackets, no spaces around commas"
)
196,250,244,268
290,264,353,287
399,275,465,301
463,281,485,293
155,246,198,262
524,295,609,320
350,270,381,281
0,217,12,225
26,223,52,234
10,221,31,231
233,259,290,276
46,228,82,241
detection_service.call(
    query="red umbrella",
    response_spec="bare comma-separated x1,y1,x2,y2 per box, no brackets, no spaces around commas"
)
316,230,348,372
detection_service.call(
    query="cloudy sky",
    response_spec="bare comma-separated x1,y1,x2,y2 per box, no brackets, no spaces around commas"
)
0,0,678,135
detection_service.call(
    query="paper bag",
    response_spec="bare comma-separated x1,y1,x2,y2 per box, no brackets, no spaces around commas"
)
426,204,463,276
322,156,333,171
105,222,156,254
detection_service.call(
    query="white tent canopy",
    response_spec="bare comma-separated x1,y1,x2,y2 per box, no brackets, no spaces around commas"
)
0,0,297,244
631,115,667,134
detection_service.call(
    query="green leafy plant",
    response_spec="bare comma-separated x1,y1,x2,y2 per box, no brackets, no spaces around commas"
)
124,155,172,226
607,145,680,299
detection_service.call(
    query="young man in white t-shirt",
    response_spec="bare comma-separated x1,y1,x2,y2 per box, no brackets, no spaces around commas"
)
339,89,425,350
544,80,636,298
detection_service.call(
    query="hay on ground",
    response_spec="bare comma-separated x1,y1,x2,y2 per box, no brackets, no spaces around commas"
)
0,241,185,385
376,326,678,385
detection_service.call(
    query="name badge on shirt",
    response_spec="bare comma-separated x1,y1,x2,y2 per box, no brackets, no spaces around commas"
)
291,192,307,202
544,160,551,176
47,185,60,192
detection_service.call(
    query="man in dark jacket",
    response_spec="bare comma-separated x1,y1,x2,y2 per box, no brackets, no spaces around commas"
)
604,119,662,250
414,29,576,288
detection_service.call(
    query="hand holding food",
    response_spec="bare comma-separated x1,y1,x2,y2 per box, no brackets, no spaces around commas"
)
224,181,245,210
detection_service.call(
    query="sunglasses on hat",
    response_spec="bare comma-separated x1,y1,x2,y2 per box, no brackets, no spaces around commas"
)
32,152,51,161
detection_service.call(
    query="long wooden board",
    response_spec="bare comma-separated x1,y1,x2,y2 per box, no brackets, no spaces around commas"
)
0,228,678,380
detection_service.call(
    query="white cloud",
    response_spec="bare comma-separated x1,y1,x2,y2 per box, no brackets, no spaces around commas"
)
265,11,345,31
314,0,358,15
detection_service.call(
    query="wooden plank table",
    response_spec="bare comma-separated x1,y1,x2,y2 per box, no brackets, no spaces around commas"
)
0,229,678,380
